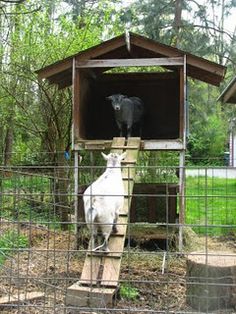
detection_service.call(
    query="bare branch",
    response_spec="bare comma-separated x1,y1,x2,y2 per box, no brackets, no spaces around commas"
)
183,24,235,41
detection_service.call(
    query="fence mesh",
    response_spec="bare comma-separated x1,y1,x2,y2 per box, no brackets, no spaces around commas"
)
0,152,236,313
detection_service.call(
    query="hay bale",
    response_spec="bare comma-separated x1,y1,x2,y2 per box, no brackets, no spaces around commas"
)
186,252,236,311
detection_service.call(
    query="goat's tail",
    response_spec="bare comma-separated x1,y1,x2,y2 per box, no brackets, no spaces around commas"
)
86,207,97,224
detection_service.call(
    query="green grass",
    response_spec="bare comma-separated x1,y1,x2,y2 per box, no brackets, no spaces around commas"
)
119,284,139,300
1,174,61,229
185,176,236,235
0,230,29,266
1,173,236,237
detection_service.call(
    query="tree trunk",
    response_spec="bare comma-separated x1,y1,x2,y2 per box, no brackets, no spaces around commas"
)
186,252,236,311
173,0,183,47
4,126,13,167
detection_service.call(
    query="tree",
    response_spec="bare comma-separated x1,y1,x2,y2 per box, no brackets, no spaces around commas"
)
0,0,126,226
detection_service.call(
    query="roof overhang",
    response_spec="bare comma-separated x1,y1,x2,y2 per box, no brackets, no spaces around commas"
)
36,32,226,88
218,76,236,104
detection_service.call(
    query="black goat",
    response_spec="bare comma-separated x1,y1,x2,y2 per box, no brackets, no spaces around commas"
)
107,94,144,138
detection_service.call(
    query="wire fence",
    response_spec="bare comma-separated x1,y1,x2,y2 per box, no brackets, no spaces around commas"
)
0,153,236,313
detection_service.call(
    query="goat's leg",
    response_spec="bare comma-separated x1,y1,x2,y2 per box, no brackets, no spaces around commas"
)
127,122,133,137
92,235,110,253
102,233,110,252
93,227,111,253
112,212,119,234
89,226,97,250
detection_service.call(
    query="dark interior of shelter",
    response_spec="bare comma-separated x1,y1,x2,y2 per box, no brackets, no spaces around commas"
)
78,70,180,140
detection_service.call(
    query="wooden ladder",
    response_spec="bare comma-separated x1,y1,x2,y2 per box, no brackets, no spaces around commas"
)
66,137,141,308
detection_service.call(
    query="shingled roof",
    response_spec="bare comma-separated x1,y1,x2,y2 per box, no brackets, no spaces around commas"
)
36,32,226,88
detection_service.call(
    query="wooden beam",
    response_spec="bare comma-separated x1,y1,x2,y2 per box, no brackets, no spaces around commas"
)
187,55,225,79
131,35,180,58
72,58,80,143
75,36,126,61
36,59,72,80
143,139,185,150
76,57,184,68
130,34,226,85
222,83,236,103
74,139,186,151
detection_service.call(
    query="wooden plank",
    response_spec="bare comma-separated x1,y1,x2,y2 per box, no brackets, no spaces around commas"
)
80,255,102,286
101,257,122,287
74,139,186,151
111,137,126,153
75,35,125,61
143,139,185,150
0,292,44,305
108,236,126,258
122,137,140,180
122,165,136,179
119,197,129,215
123,180,134,197
66,283,116,307
36,59,72,79
100,71,178,82
76,57,184,68
187,54,226,78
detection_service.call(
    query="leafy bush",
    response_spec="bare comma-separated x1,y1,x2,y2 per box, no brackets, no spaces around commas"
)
119,284,139,300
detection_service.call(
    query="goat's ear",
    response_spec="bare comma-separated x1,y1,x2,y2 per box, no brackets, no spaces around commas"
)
119,152,127,161
101,152,108,160
106,96,112,101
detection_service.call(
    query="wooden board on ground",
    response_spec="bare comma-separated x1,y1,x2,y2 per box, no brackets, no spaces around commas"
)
66,283,116,307
0,292,44,306
101,257,121,287
79,255,102,286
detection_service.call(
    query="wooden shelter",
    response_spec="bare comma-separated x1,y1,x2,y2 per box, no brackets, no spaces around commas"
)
36,31,226,244
219,76,236,166
37,32,226,151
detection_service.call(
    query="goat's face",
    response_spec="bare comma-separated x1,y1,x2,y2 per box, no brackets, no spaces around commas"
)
107,94,126,111
101,152,127,167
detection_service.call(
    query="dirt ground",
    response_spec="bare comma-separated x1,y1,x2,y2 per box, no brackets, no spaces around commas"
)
0,223,236,314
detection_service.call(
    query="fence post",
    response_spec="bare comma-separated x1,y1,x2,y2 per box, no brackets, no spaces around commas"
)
74,150,79,249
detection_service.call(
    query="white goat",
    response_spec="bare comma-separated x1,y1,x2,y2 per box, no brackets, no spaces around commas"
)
83,152,126,252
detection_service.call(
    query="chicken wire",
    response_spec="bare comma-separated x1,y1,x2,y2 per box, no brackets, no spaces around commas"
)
0,153,236,314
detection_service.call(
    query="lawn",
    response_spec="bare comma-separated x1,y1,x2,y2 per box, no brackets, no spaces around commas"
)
185,176,236,235
1,172,236,236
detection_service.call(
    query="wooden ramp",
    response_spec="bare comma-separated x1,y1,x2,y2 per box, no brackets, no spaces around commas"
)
66,137,141,308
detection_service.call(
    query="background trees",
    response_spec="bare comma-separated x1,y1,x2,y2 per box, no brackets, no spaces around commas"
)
0,0,235,166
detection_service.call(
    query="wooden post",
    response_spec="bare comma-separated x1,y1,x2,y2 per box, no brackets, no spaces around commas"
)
72,57,80,145
178,56,186,253
186,252,236,311
74,150,79,249
178,151,185,252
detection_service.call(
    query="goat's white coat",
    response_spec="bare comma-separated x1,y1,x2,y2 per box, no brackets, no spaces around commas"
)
83,152,126,252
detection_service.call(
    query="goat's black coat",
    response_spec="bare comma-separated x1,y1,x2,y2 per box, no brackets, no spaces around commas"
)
107,94,144,138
